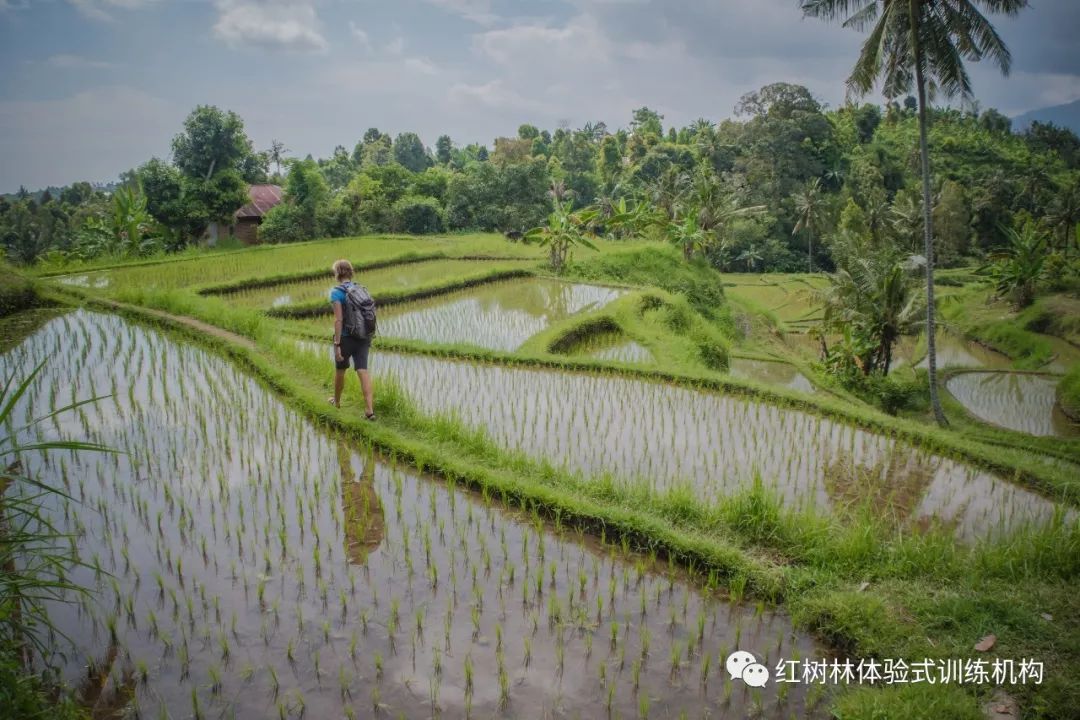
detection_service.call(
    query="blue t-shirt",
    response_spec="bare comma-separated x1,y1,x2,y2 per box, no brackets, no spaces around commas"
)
330,281,356,337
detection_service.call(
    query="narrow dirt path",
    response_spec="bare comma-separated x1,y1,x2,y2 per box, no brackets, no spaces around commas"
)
96,299,257,351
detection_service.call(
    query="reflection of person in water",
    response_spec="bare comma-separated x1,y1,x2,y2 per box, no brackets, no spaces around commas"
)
338,443,384,565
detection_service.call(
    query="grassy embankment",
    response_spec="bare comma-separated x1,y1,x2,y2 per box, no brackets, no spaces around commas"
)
1059,365,1080,423
26,235,1080,718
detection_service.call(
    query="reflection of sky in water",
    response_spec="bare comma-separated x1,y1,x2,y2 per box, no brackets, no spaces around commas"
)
343,349,1068,542
947,372,1080,438
377,278,626,350
4,309,820,720
730,358,815,393
222,259,528,309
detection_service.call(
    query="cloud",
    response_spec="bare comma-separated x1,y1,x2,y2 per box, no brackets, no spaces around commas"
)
348,21,372,53
424,0,498,26
0,85,179,191
212,0,328,53
67,0,154,22
44,54,116,69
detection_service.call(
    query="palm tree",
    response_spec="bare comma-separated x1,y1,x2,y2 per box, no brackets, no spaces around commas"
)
269,140,289,177
820,252,924,375
793,178,825,272
802,0,1026,426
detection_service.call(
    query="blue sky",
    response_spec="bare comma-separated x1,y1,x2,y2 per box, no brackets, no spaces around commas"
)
1,0,1078,193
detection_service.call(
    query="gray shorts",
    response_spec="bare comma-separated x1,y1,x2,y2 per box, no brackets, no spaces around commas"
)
335,336,371,370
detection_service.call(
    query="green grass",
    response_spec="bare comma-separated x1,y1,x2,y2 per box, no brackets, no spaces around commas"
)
1,263,43,317
69,294,1080,719
1059,365,1080,422
563,246,731,323
22,238,1080,718
519,289,732,374
939,286,1080,371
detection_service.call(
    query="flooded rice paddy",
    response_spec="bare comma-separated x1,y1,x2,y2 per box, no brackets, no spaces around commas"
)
559,329,656,365
347,350,1067,542
946,372,1080,438
4,310,821,719
221,259,533,309
303,278,627,351
729,358,815,394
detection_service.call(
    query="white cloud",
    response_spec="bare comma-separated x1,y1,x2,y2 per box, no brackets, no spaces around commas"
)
44,54,116,69
384,36,406,56
213,0,328,54
67,0,154,22
348,21,372,53
448,79,548,114
424,0,498,26
0,85,179,191
404,57,439,76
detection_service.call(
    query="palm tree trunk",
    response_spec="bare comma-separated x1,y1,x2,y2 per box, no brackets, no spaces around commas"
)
808,230,813,273
910,0,948,427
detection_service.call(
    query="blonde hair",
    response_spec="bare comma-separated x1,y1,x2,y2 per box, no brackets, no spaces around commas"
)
332,259,354,281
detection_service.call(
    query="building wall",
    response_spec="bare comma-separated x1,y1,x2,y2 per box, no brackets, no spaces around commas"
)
235,219,260,245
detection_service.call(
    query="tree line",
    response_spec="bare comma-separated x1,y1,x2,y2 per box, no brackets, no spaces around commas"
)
2,85,1078,274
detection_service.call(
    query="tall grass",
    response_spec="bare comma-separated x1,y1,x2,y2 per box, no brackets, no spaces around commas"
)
1,363,112,716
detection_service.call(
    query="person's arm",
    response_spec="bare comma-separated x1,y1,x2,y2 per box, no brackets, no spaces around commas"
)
333,302,344,362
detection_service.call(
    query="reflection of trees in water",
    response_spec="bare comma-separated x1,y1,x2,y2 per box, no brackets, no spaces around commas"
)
823,451,942,530
476,280,566,318
338,444,384,565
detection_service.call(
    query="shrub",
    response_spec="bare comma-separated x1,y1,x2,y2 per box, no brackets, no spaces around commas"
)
258,203,307,244
391,195,444,234
0,264,39,317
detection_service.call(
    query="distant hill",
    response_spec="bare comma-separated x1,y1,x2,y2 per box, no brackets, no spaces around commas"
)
1013,98,1080,135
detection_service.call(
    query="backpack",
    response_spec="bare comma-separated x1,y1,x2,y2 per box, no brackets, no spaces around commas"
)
338,283,377,339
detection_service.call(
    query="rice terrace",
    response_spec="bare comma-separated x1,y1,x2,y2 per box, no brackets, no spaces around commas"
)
3,1,1080,719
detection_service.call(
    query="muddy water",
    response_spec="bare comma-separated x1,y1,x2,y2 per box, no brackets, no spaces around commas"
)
370,278,626,351
356,351,1066,541
730,358,815,394
223,259,532,309
946,372,1080,438
3,310,820,719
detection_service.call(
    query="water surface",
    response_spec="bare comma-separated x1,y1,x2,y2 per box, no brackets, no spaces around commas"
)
4,310,818,719
947,372,1080,438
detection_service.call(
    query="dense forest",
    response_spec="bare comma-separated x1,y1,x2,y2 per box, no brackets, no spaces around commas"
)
3,82,1079,275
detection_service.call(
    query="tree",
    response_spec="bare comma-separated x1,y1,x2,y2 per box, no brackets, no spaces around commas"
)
171,105,259,182
630,107,664,138
792,177,825,272
517,124,540,140
269,140,289,177
985,222,1047,308
933,180,971,265
820,250,924,376
392,132,432,173
524,201,598,272
435,135,453,165
803,0,1026,427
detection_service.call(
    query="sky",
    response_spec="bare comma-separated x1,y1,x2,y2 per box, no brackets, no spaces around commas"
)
1,0,1078,193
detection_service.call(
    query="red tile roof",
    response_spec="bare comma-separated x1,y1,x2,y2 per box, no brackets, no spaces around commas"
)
235,184,283,219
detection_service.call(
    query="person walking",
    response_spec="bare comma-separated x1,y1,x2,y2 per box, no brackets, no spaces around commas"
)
328,259,376,420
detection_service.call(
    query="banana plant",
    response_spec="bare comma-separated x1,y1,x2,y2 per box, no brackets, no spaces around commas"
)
524,201,599,273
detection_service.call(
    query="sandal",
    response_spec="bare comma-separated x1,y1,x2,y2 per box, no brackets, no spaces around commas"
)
328,397,339,408
365,412,376,421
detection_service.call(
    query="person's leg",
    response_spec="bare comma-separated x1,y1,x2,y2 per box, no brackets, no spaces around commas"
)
356,370,374,416
333,368,347,406
355,338,374,417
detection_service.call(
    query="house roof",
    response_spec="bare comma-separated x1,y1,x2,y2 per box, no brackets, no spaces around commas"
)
235,184,283,219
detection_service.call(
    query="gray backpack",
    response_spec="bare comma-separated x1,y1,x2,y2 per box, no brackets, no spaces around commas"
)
338,283,377,339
